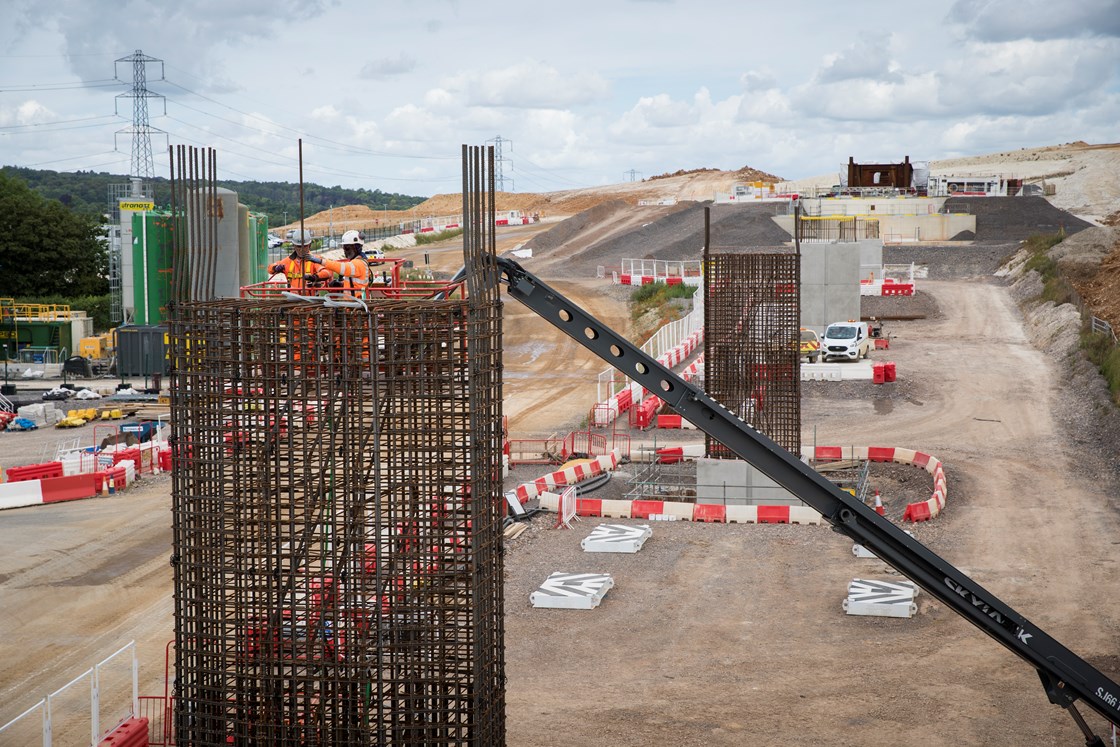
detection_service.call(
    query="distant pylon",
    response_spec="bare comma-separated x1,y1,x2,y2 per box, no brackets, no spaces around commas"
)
486,135,513,192
624,169,642,182
114,50,167,179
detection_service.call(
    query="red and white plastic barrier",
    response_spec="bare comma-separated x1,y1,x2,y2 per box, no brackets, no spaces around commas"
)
592,331,704,427
513,450,621,504
657,329,703,369
0,444,167,511
535,494,822,525
860,279,915,296
811,445,948,522
616,274,703,287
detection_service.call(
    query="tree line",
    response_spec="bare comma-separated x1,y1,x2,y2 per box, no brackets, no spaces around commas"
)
0,166,427,228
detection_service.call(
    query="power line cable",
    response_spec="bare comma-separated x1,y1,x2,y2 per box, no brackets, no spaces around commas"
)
22,150,120,168
160,78,457,160
0,80,123,92
163,117,456,184
0,114,121,131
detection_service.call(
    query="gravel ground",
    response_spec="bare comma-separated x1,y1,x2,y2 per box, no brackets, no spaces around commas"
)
945,196,1094,240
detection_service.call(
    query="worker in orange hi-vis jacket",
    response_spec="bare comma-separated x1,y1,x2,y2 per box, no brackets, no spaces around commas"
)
268,230,332,290
306,230,371,292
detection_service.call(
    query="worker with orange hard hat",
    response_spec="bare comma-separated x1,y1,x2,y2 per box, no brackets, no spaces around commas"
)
268,230,332,290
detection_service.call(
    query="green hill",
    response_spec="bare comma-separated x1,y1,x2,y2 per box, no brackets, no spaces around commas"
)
0,166,426,229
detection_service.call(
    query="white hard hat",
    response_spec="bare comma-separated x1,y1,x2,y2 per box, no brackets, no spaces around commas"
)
341,230,363,246
291,229,314,246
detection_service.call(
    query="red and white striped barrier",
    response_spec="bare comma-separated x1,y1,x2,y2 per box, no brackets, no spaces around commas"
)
656,329,703,369
0,446,162,511
811,445,948,522
514,450,621,504
535,494,822,525
616,274,703,287
592,331,704,427
860,280,916,297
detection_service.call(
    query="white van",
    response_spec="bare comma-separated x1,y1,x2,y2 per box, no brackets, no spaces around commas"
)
821,321,871,361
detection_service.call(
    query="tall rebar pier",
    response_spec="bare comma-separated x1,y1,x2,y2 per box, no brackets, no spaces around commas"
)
703,251,801,457
169,146,505,745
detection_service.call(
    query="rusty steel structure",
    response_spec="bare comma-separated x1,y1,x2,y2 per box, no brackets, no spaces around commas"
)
168,145,505,745
703,236,800,458
846,155,914,190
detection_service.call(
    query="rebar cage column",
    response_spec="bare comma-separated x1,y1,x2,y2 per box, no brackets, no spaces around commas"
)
702,252,801,457
169,297,505,745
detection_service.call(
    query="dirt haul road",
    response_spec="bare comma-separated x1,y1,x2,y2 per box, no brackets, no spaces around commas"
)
502,278,1120,746
0,274,1117,745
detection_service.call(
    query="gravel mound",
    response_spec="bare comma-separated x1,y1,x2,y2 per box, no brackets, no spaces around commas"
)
946,196,1093,240
883,242,1020,279
523,201,793,274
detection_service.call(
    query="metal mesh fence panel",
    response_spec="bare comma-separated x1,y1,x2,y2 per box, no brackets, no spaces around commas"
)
169,297,504,746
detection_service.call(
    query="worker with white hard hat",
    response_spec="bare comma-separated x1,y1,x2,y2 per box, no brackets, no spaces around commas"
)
306,230,371,291
268,229,331,290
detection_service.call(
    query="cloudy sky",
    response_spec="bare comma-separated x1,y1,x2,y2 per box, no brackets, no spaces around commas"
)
1,0,1118,197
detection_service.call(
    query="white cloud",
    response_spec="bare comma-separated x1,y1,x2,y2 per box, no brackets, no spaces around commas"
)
817,34,902,83
0,1,1116,193
948,0,1120,41
359,53,418,80
0,100,56,127
938,38,1119,115
444,61,610,109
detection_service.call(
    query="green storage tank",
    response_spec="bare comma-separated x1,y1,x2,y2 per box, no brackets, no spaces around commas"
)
131,211,174,325
248,212,269,284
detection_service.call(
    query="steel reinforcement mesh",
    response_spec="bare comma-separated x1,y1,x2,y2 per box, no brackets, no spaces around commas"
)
703,252,801,457
169,297,504,746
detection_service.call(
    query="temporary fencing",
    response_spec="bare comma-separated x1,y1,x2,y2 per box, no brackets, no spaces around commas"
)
0,641,139,747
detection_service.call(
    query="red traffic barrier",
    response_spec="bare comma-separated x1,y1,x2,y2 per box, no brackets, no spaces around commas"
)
884,361,896,382
868,447,895,463
98,717,149,747
814,446,843,462
113,448,140,467
620,274,631,285
757,505,791,524
656,413,682,429
158,448,172,471
665,276,682,286
655,446,684,464
616,388,633,412
874,338,890,349
6,461,64,483
903,501,933,522
576,498,603,517
40,474,98,504
692,503,726,523
872,362,886,385
631,397,661,429
631,499,664,519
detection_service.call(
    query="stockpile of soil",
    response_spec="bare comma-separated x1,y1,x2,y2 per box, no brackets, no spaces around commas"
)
883,242,1020,279
946,196,1093,240
525,201,794,275
861,289,941,321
